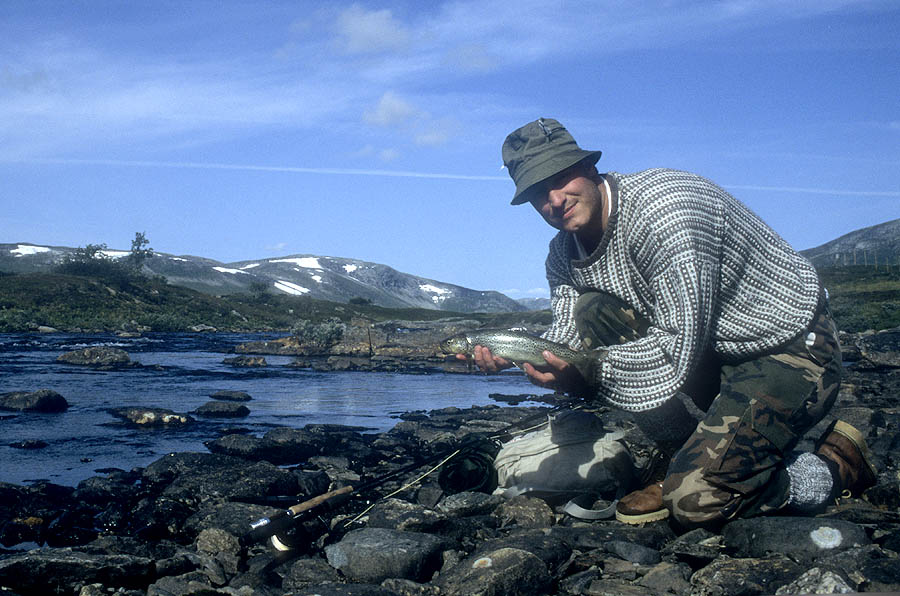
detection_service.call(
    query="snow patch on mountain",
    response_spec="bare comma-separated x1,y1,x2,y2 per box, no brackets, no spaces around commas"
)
274,280,310,295
10,245,51,257
343,264,359,274
213,267,249,275
420,284,451,304
272,257,322,269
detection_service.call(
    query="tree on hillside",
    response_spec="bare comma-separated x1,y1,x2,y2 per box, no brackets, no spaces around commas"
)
126,232,154,271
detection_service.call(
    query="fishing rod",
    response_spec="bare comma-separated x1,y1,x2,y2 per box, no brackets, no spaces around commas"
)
241,400,582,552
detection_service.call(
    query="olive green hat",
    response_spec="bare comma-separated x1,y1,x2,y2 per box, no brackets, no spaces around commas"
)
502,118,602,205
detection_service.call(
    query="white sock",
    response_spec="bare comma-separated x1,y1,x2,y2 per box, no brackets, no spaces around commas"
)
786,452,834,511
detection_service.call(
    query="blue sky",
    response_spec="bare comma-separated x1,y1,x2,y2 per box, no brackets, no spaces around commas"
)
2,1,898,298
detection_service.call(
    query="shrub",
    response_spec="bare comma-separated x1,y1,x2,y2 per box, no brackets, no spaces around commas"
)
291,317,345,350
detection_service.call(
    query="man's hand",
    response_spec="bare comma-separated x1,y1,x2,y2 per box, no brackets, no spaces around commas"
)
523,350,589,396
455,345,513,372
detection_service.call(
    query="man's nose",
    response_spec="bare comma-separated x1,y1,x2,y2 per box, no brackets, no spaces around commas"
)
547,188,566,208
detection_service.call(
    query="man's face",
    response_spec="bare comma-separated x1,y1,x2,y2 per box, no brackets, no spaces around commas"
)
528,163,604,236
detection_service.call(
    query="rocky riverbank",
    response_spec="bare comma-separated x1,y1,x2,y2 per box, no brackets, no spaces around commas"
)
1,329,899,595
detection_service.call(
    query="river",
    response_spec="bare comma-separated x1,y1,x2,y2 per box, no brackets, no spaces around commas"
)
0,332,539,487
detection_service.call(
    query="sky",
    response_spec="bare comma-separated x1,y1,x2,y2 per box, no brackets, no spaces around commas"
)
1,1,898,299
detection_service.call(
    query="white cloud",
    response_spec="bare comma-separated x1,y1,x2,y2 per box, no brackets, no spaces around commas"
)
335,4,410,54
364,91,421,127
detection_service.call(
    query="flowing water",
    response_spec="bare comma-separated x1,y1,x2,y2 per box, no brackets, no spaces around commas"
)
0,332,538,487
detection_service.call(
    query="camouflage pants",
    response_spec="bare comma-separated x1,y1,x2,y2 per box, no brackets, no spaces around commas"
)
573,290,842,527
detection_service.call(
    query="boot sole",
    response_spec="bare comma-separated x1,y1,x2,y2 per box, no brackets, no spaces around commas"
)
829,420,878,486
615,508,670,525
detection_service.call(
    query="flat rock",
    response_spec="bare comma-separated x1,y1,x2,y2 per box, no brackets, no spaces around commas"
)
0,389,68,413
0,548,155,594
193,401,250,418
433,546,552,596
723,516,870,561
690,556,803,596
108,406,194,427
57,346,133,367
223,355,267,367
324,527,445,583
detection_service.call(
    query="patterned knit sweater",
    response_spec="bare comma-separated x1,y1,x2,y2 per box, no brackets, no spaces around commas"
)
542,168,821,412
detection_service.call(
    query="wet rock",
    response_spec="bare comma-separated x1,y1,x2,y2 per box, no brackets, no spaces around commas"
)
433,546,552,596
723,517,870,561
206,433,281,461
0,548,155,595
57,346,134,368
474,529,572,571
773,566,854,594
437,491,502,518
0,389,68,413
637,561,692,595
109,406,194,427
184,501,277,539
9,439,48,449
689,556,803,596
324,527,445,583
606,539,662,565
661,527,725,568
492,495,555,529
209,390,252,402
857,327,900,368
365,498,448,533
223,355,267,367
281,556,343,592
260,427,321,463
193,400,250,418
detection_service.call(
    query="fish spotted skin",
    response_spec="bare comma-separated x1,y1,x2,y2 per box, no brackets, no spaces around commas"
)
439,328,595,375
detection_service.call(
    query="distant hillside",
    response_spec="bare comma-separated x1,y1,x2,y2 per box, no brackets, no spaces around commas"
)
0,244,524,314
0,271,552,334
800,218,900,269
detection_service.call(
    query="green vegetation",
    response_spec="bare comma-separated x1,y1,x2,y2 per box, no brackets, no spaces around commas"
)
0,272,552,333
2,262,892,335
818,266,900,332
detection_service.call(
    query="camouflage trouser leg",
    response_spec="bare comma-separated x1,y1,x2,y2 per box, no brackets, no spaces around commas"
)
573,290,843,527
663,301,842,527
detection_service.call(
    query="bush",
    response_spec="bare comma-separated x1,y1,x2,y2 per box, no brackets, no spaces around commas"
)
291,317,345,350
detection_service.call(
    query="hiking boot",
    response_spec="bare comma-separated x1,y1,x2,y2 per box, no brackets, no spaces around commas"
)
615,482,669,524
815,420,877,498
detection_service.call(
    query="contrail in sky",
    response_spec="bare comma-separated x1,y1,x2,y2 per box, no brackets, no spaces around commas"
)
9,157,900,196
13,158,508,181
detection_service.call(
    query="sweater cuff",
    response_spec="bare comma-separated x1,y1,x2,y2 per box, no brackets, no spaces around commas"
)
631,394,698,455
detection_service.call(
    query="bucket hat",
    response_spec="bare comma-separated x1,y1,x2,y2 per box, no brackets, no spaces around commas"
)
502,118,602,205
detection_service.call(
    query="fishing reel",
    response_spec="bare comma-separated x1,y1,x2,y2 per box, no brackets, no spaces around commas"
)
437,435,501,495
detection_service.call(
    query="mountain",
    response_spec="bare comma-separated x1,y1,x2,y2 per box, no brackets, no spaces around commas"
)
516,297,551,311
0,243,526,313
800,218,900,269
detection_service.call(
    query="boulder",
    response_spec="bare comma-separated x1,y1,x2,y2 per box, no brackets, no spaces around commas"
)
433,547,552,596
56,346,133,367
0,548,155,595
193,401,250,418
689,556,803,596
108,407,194,427
222,355,267,367
325,527,446,584
0,389,68,413
723,517,870,561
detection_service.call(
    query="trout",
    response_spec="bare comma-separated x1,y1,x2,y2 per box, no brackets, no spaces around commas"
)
439,328,598,377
